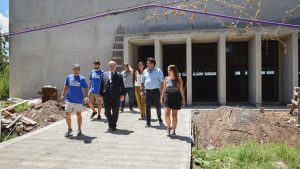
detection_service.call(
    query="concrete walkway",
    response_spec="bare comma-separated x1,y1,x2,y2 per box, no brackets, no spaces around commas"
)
0,108,192,169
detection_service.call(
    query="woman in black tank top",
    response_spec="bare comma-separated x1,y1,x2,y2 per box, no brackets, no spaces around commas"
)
160,65,186,136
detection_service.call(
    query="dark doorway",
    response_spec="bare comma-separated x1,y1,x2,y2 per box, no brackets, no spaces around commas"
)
163,44,187,89
192,43,218,102
226,42,249,102
137,45,154,65
262,41,279,102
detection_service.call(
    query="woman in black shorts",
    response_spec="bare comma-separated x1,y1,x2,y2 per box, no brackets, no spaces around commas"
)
160,65,186,136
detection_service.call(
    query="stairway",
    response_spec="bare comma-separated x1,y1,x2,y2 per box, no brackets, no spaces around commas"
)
111,24,127,72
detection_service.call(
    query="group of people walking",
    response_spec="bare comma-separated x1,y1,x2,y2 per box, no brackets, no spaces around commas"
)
60,57,186,137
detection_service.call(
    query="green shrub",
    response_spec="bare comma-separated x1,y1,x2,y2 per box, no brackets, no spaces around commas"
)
0,64,9,100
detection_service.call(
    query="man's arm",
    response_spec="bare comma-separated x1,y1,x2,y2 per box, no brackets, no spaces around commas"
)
119,74,125,101
99,74,105,96
60,86,68,102
120,74,125,96
84,88,88,98
159,69,164,91
89,80,92,89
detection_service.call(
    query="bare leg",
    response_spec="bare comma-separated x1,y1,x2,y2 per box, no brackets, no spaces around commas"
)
76,112,82,129
164,108,171,129
89,94,96,112
97,96,103,115
171,110,178,131
65,112,72,129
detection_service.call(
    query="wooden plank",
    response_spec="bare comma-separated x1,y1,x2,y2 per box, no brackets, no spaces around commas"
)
3,111,36,125
21,117,37,125
294,91,299,97
1,100,29,113
6,114,23,129
34,104,43,109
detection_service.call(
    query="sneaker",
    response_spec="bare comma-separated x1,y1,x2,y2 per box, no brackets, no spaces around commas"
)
120,109,124,113
97,114,101,120
112,127,117,131
77,129,82,136
171,130,176,136
129,106,133,111
90,111,97,119
65,129,72,137
145,124,151,128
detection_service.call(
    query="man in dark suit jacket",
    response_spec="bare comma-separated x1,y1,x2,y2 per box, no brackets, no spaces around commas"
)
99,61,125,131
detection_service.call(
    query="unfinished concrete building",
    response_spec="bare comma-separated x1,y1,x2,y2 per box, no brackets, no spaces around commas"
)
9,0,300,106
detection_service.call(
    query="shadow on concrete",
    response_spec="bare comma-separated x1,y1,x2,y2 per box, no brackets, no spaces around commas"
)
169,135,192,143
105,128,134,135
67,134,97,144
151,123,167,130
121,110,139,114
91,118,108,123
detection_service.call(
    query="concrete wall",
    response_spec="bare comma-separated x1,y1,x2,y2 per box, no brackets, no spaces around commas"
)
9,0,300,99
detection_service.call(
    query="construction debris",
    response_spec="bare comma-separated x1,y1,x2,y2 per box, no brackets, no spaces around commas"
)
1,99,66,139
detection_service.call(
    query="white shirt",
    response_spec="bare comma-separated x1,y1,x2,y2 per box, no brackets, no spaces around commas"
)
135,71,142,87
108,71,115,83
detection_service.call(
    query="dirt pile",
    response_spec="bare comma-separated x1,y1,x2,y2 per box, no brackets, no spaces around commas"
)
193,106,300,149
25,100,65,130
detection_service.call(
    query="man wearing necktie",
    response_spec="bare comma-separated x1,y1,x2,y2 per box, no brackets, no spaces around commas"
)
99,61,125,131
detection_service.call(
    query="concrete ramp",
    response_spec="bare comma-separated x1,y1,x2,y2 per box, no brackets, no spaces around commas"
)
0,108,192,169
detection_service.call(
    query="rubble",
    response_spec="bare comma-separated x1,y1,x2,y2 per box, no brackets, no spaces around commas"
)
1,99,66,141
193,106,300,149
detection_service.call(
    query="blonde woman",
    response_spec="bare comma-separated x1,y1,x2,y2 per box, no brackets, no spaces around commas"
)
134,61,146,120
160,65,186,136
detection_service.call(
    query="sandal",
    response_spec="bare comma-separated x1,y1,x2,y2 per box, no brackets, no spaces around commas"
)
171,130,176,136
167,127,172,136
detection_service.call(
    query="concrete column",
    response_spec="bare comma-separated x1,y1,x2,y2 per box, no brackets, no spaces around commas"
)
248,33,262,106
217,34,226,105
154,38,163,69
123,38,135,67
279,33,298,103
123,38,129,64
186,36,192,105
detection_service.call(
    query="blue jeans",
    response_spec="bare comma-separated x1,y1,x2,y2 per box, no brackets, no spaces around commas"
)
145,89,162,125
121,87,134,110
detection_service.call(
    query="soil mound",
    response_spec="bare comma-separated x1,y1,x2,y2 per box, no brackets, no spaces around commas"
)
193,106,300,149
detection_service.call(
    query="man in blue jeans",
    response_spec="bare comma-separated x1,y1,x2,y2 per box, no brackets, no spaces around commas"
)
61,64,89,137
140,58,164,128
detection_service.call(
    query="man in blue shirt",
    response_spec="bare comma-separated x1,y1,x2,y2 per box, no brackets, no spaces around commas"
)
140,58,164,127
61,64,89,137
89,60,103,120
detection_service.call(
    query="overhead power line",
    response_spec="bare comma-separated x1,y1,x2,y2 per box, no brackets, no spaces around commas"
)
1,2,299,37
